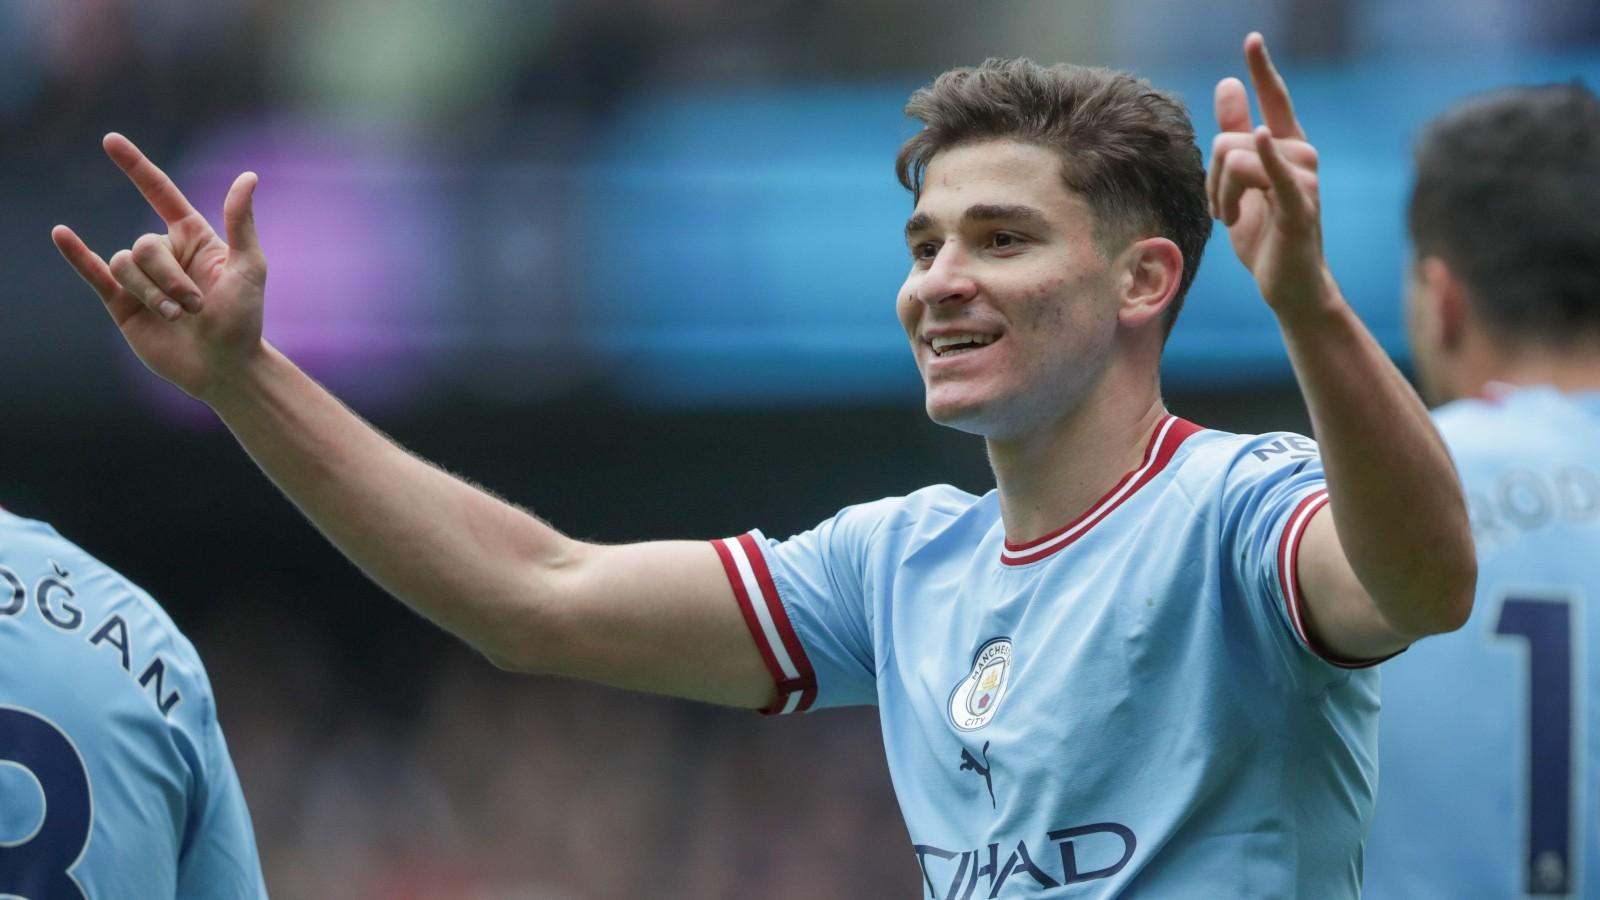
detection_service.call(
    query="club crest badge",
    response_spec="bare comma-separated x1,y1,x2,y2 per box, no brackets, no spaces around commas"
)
949,637,1013,731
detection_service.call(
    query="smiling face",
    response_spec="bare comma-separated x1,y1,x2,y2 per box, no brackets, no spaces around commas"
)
898,139,1127,439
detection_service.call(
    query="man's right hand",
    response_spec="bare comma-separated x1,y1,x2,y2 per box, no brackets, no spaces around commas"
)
53,133,267,404
50,133,779,711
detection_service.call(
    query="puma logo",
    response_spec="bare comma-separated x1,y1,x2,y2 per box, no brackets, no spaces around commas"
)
959,741,995,809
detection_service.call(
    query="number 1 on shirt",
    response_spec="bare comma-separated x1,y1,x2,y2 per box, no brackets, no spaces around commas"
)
1495,594,1578,896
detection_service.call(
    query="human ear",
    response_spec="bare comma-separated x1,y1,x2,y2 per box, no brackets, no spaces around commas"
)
1418,256,1467,352
1115,237,1184,329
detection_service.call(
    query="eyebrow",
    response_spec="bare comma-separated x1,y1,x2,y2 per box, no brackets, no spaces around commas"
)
904,203,1051,239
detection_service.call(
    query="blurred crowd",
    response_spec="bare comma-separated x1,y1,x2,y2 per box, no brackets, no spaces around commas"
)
6,0,1600,161
206,608,911,898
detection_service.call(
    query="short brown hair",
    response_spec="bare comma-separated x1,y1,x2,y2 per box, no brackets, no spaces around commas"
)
896,58,1212,335
1410,82,1600,347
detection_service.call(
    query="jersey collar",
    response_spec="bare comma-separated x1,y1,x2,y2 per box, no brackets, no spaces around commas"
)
999,415,1203,566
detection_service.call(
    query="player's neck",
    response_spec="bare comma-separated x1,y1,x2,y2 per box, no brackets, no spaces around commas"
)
1463,339,1600,399
986,385,1168,544
1494,358,1600,395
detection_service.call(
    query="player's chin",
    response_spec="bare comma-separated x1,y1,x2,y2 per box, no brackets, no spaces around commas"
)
923,388,993,435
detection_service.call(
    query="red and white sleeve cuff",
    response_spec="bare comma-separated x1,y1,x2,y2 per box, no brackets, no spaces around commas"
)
712,534,818,715
1276,489,1399,670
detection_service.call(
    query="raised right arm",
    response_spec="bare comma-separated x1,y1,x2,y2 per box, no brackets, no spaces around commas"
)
211,344,773,706
53,134,775,709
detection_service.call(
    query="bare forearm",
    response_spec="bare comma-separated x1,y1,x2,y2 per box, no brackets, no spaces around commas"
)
206,342,572,664
57,133,769,701
1278,272,1475,637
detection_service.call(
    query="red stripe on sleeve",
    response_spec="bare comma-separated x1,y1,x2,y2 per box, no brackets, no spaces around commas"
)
711,535,818,714
735,533,818,712
1277,489,1326,649
1276,490,1400,669
711,537,787,706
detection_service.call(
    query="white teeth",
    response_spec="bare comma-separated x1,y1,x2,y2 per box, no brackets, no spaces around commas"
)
930,333,998,355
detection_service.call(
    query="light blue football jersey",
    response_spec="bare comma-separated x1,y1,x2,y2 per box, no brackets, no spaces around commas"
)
0,508,267,899
714,415,1384,898
1364,387,1600,900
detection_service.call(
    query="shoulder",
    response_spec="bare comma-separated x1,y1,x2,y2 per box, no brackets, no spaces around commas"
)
821,483,985,534
834,484,988,548
1172,426,1321,488
0,509,212,704
1431,394,1516,457
771,484,990,564
1433,387,1599,466
870,483,985,522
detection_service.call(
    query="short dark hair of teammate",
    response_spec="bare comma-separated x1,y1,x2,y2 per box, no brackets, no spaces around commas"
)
895,58,1214,336
1408,82,1600,359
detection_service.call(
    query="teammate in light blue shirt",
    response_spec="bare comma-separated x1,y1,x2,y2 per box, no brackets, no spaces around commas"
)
0,508,267,898
1364,84,1600,900
54,34,1474,897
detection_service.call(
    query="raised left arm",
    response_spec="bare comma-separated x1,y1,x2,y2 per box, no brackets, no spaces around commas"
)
1210,33,1475,661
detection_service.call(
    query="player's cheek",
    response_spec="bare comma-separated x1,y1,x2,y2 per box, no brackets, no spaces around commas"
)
895,286,922,340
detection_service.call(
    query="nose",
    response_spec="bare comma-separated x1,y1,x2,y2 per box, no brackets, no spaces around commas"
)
915,243,978,307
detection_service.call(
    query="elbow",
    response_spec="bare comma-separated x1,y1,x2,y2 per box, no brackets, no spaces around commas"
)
473,614,540,672
1436,550,1478,634
481,641,542,674
1433,518,1479,634
1437,494,1480,633
478,547,587,675
477,597,570,675
480,624,564,675
1404,547,1477,639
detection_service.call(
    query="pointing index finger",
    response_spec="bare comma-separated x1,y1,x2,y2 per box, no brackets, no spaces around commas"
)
102,133,205,227
1244,32,1306,140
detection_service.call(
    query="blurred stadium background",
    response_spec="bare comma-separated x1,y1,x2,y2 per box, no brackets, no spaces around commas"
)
3,0,1599,896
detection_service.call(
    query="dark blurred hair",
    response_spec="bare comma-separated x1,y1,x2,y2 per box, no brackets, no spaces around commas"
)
896,58,1213,336
1410,82,1600,346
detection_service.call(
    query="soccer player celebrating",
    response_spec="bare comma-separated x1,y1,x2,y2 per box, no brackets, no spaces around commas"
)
53,34,1472,896
1361,85,1600,899
0,505,268,896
